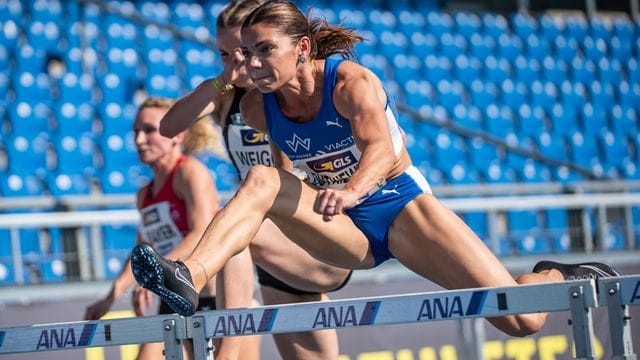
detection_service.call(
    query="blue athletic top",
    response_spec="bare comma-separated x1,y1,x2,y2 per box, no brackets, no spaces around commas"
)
263,57,404,190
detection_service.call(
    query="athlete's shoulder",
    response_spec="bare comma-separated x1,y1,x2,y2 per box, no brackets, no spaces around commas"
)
334,59,380,92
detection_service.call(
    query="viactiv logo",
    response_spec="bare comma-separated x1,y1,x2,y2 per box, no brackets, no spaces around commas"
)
306,151,356,173
241,129,268,146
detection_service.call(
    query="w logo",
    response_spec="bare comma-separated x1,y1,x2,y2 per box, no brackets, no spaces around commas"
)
285,133,311,152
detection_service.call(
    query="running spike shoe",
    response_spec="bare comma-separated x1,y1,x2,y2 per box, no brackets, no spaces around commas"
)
533,260,620,280
131,244,199,316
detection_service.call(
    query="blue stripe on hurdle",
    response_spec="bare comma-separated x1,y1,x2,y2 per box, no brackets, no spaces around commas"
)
78,324,97,346
0,331,5,349
258,308,278,332
359,301,381,325
465,291,488,316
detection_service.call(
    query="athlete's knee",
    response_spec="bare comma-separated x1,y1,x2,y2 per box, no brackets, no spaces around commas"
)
239,165,280,201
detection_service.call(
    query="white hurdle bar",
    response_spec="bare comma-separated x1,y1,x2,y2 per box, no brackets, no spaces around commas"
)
0,277,638,360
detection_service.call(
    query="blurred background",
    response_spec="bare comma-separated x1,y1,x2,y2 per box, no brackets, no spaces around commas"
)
0,0,639,359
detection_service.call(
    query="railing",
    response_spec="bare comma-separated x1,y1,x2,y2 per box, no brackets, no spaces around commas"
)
1,190,639,286
0,276,638,360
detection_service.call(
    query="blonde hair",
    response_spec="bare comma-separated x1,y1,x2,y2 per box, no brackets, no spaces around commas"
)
242,0,363,60
217,0,265,30
137,97,225,157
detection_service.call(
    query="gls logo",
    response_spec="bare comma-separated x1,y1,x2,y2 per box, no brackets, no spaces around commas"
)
306,151,356,173
241,129,268,146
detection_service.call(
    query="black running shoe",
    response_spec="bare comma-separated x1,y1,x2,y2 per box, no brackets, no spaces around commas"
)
131,244,199,316
533,260,620,280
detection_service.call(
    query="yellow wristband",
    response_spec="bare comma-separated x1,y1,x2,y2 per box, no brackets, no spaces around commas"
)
211,77,233,94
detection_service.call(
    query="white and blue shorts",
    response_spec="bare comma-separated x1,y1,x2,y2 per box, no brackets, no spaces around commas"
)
345,166,432,266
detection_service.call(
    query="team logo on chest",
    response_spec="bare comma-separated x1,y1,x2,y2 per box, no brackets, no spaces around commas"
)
285,133,311,152
241,129,269,146
306,151,356,173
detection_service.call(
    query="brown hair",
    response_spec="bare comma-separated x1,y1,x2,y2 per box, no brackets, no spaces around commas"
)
242,0,363,60
137,97,223,156
217,0,266,30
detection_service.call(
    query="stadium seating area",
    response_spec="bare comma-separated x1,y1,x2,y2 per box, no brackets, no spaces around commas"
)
1,0,639,284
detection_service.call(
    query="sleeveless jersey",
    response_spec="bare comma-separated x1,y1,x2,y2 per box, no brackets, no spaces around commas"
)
223,87,273,181
139,156,189,256
263,57,404,190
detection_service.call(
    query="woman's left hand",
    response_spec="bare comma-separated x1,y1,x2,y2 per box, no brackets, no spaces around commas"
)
132,286,154,316
313,188,360,222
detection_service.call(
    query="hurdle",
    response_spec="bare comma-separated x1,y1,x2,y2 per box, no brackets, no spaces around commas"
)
0,277,637,360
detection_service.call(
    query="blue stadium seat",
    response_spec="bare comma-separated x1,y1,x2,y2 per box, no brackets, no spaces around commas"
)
6,134,50,175
15,44,48,73
610,36,632,62
454,12,481,39
535,132,568,161
484,104,515,137
99,102,136,137
452,105,483,131
541,57,568,85
582,36,607,63
520,160,551,183
54,133,96,176
501,79,527,111
514,56,540,84
379,31,408,59
565,15,588,42
560,81,587,112
436,80,465,114
138,1,171,24
0,0,23,22
529,80,557,112
611,104,638,136
496,33,523,62
144,74,182,99
26,20,60,54
7,101,49,135
600,131,630,168
57,73,95,104
408,31,436,59
517,104,545,137
480,160,516,184
504,132,535,170
484,56,511,84
569,131,599,168
98,72,131,104
101,133,138,170
525,34,551,61
105,47,140,82
511,12,537,39
103,224,137,252
336,8,366,29
581,103,608,136
433,132,467,172
481,13,508,39
100,165,150,194
446,163,480,185
0,173,44,197
368,9,396,34
439,32,466,60
468,34,496,60
628,59,640,87
553,36,579,63
0,19,20,49
469,79,498,111
539,13,563,40
454,55,481,87
618,81,640,111
423,55,451,85
391,54,422,84
12,71,51,103
426,11,453,37
54,102,95,136
0,44,9,70
403,79,434,109
397,10,425,35
468,137,498,171
589,79,617,108
589,16,612,41
354,30,377,57
570,58,596,85
464,212,488,239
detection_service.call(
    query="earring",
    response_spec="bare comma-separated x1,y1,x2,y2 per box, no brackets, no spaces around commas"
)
298,55,306,63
